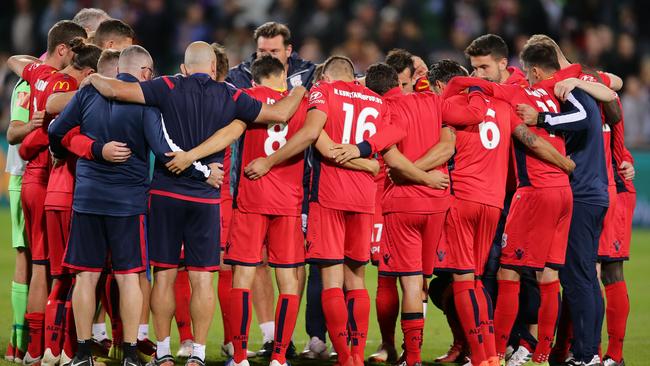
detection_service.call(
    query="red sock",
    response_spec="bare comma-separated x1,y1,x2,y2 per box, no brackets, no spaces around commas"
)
44,279,72,357
605,281,629,362
271,294,299,364
376,276,399,347
453,280,486,366
230,288,252,363
475,281,496,360
62,279,76,358
322,288,351,364
218,270,233,344
401,314,424,365
346,289,370,361
533,280,561,363
493,280,520,357
443,285,467,348
25,312,45,358
174,270,193,342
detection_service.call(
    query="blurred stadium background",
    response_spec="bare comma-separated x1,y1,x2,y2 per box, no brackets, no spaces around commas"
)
0,1,648,364
0,0,649,226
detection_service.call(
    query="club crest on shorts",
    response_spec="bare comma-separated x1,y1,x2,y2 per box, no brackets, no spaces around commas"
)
383,253,391,265
501,233,508,248
437,249,446,262
515,248,524,260
613,240,621,252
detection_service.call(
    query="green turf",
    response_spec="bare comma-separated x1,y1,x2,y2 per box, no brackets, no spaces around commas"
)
0,208,648,365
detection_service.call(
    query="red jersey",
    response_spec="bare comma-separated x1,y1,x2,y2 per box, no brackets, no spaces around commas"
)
446,95,521,209
20,62,61,185
610,100,635,193
44,73,79,210
445,76,569,188
307,80,389,213
504,66,529,87
235,86,308,216
380,87,450,214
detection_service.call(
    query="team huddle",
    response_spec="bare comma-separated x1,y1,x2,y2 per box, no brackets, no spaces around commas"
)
3,7,637,366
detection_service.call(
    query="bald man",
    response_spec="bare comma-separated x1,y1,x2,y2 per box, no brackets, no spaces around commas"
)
85,41,307,366
48,45,216,366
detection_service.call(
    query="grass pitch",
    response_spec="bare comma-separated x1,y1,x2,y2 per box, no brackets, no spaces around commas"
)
0,209,648,365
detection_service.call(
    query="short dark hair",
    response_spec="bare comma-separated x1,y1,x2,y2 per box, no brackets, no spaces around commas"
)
254,22,291,46
464,34,509,60
365,63,399,96
47,20,87,55
211,43,229,80
322,55,355,77
93,19,135,47
428,59,468,84
68,37,102,71
385,49,415,76
251,55,285,84
520,43,560,71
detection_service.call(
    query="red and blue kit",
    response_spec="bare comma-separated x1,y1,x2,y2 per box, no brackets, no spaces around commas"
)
225,86,308,267
305,80,390,264
378,87,456,278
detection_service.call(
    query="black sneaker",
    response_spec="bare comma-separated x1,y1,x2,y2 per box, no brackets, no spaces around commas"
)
122,356,142,366
185,356,206,366
145,354,175,366
285,341,298,360
65,355,94,366
256,341,274,358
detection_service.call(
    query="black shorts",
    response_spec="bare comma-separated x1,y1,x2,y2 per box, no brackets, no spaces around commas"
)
148,193,220,271
64,211,147,274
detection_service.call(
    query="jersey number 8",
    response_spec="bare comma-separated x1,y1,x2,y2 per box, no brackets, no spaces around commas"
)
264,123,289,156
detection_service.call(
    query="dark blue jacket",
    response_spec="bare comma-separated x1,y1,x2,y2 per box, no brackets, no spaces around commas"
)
226,52,316,90
538,89,609,207
48,73,207,216
139,72,262,201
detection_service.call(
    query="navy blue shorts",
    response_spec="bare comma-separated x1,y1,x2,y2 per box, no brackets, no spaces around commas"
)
63,211,147,274
148,193,220,271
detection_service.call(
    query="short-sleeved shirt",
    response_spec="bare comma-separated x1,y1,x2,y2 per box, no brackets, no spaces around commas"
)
20,62,62,185
6,79,31,179
447,95,521,209
139,73,262,200
380,87,450,214
307,80,389,214
233,86,308,216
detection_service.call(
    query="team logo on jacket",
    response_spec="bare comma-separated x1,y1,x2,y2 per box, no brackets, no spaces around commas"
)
290,75,302,88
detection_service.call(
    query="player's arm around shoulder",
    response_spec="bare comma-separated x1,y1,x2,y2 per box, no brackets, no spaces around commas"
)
86,73,145,103
254,86,307,124
7,55,41,78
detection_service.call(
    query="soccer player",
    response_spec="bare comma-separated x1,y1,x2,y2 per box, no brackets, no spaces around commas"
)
517,43,617,366
364,62,469,366
430,59,574,366
601,102,635,366
38,38,102,366
85,41,306,366
92,19,135,50
227,22,316,357
242,55,398,366
4,76,34,365
48,45,218,366
6,20,88,365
